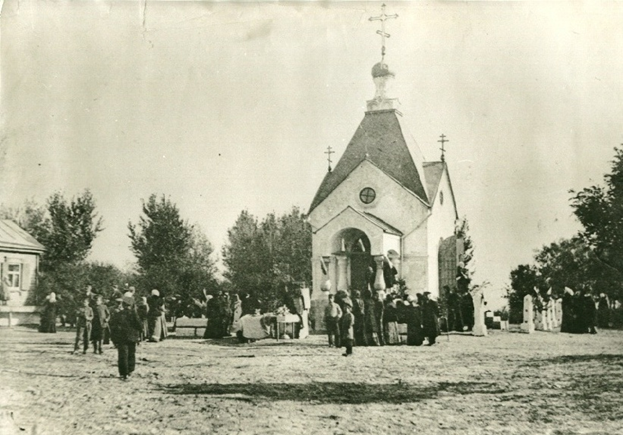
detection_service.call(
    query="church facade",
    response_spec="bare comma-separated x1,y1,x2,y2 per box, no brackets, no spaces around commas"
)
307,60,462,329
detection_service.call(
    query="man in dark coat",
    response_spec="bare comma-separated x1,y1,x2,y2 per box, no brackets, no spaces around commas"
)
560,287,574,333
110,295,142,380
421,292,440,346
460,290,474,331
351,290,366,346
406,297,424,346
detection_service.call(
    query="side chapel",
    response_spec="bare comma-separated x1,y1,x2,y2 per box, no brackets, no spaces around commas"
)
307,5,463,329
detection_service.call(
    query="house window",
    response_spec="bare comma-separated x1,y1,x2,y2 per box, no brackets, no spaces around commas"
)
7,264,20,288
359,187,376,204
440,191,444,205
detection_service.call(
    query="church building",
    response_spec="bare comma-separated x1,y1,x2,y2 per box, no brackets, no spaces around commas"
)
307,9,462,328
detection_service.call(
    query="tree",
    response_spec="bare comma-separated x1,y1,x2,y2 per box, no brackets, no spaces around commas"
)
0,191,103,271
41,190,104,270
222,207,312,312
128,194,217,315
570,146,623,275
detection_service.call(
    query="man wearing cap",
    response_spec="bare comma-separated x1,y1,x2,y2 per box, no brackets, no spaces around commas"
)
110,295,142,380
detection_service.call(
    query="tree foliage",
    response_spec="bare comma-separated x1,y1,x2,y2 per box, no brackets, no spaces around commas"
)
222,207,312,312
508,147,623,322
570,146,623,274
0,191,103,271
128,194,217,315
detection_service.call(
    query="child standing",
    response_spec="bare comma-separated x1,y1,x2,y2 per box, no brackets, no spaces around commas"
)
74,298,94,354
110,295,143,380
91,295,110,354
324,294,342,348
341,300,355,357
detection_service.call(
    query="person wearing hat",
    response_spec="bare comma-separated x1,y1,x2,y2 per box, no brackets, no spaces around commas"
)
110,295,142,380
421,292,440,345
324,294,342,348
340,298,355,356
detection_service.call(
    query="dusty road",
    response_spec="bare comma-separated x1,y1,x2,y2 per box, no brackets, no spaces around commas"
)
0,327,621,434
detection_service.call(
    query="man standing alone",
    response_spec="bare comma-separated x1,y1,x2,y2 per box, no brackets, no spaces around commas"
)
110,295,142,380
324,294,342,348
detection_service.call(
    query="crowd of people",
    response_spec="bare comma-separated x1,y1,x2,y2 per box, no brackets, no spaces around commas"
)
38,284,172,379
561,287,612,334
325,288,442,356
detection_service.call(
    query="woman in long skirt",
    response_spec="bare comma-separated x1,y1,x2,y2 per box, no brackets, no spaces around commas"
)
383,297,401,345
362,290,379,346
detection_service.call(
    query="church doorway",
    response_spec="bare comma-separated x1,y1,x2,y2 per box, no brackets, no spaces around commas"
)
332,228,371,292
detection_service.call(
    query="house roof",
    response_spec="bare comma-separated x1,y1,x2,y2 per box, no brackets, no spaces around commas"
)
0,220,45,254
309,109,429,213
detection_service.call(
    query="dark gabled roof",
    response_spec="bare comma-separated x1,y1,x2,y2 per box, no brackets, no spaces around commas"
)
423,161,459,219
309,109,429,213
0,220,45,254
422,161,445,202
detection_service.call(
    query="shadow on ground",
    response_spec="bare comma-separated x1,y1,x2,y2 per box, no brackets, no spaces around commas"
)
523,354,623,367
161,381,506,404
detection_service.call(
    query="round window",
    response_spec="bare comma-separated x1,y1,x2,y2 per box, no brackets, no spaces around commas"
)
359,187,376,204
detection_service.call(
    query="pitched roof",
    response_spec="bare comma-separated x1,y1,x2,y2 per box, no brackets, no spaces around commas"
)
0,220,45,254
314,206,403,236
309,109,429,213
422,161,445,202
423,161,459,219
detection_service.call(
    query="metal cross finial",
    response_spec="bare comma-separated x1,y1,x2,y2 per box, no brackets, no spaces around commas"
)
438,134,449,162
324,146,335,172
369,3,398,63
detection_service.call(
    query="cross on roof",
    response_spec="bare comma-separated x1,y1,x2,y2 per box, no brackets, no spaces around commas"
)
438,134,449,162
324,145,335,172
369,3,398,63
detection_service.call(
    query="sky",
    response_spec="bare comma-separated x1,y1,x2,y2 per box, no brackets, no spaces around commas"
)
1,1,622,309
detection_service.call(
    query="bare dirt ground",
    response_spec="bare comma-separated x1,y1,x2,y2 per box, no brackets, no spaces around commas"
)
0,326,621,435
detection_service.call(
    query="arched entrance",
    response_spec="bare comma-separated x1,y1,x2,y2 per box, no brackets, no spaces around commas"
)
332,228,371,292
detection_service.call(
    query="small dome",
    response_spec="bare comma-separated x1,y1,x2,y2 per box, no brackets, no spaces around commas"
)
371,62,395,78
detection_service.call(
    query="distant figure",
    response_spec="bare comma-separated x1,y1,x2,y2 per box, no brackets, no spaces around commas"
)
383,296,400,345
91,295,110,354
422,292,440,345
74,298,94,354
230,294,243,334
220,292,233,337
110,295,143,380
461,290,474,331
597,293,611,329
560,287,574,333
136,296,150,341
351,290,366,346
581,290,597,334
446,287,464,332
40,292,58,333
147,289,164,342
374,291,385,346
204,291,224,339
324,294,342,348
341,300,355,357
406,297,424,346
362,289,380,346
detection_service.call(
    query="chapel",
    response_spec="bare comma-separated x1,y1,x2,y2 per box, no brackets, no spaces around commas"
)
307,7,463,328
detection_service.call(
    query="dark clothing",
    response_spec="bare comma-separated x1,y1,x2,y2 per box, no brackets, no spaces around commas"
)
383,261,398,290
447,292,464,331
461,293,474,331
204,297,223,339
422,300,440,345
352,297,366,346
341,312,354,355
560,293,574,333
40,301,57,333
581,295,597,334
363,297,380,346
116,342,137,378
406,305,424,346
91,304,110,342
374,299,385,345
110,307,143,344
597,296,610,329
136,303,149,341
147,295,163,317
